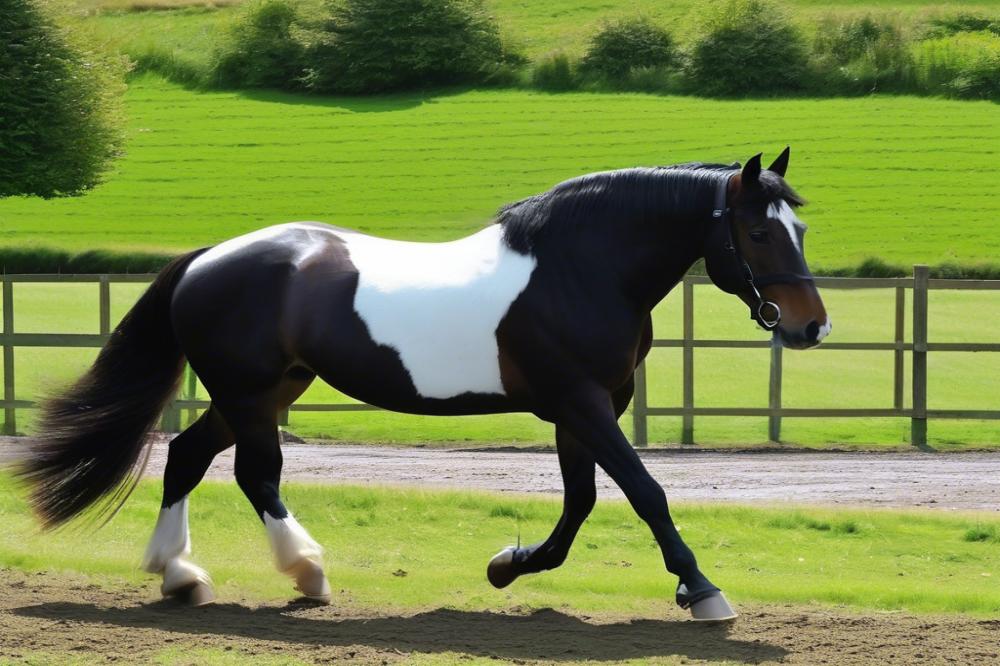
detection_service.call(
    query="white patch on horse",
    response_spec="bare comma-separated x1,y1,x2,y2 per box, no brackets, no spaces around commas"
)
264,511,324,571
767,201,803,254
342,225,537,399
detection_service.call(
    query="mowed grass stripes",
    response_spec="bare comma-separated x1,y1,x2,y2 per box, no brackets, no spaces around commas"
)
1,76,999,270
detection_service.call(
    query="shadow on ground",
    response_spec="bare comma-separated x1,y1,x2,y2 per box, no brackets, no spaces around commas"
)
14,601,787,663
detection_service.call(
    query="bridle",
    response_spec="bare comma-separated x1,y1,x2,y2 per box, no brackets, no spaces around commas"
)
711,178,813,331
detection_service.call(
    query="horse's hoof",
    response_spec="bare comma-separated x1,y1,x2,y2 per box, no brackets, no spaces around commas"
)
161,558,214,606
487,546,519,589
289,559,331,604
168,581,216,607
688,592,737,622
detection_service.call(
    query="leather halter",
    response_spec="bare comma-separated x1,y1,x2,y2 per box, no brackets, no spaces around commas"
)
711,180,813,331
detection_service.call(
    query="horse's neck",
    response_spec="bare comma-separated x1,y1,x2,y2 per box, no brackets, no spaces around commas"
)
539,206,705,315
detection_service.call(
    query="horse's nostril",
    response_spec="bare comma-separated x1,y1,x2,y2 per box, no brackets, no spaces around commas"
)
805,320,820,341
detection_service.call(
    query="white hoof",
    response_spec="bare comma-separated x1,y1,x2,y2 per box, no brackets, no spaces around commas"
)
288,558,331,604
161,558,215,606
689,592,738,621
487,546,518,589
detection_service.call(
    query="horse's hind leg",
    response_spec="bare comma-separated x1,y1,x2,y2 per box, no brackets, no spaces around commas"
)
143,406,233,605
215,384,331,604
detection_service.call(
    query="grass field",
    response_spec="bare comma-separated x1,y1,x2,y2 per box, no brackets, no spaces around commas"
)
5,276,999,447
2,476,999,616
1,76,999,273
75,1,1000,64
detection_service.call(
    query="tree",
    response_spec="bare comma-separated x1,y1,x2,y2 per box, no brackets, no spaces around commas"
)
307,0,517,93
0,0,128,198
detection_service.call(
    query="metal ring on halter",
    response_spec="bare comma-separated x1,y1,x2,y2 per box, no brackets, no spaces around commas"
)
757,300,781,330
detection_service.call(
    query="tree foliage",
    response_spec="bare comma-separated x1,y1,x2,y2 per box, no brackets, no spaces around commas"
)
213,0,306,89
580,17,677,79
0,0,127,198
686,0,807,96
306,0,518,93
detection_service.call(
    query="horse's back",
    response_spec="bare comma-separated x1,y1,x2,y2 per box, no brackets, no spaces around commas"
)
170,222,539,414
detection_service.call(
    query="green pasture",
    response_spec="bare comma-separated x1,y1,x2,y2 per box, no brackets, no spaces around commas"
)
75,0,1000,64
1,475,999,616
2,76,1000,272
4,275,999,448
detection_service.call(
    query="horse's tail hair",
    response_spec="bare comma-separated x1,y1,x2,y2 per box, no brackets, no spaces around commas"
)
16,249,208,528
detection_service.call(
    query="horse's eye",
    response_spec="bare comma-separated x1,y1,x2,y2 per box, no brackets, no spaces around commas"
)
749,230,769,243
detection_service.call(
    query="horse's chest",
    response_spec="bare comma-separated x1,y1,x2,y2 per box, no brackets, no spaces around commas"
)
341,227,536,399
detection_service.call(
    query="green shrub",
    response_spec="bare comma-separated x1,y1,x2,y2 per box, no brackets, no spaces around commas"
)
913,31,1000,99
212,0,306,89
531,51,577,91
580,17,677,80
811,14,913,93
686,0,807,97
306,0,519,93
923,12,1000,38
0,0,128,198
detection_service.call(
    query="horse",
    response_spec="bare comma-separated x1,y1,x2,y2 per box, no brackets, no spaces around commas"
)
18,149,829,621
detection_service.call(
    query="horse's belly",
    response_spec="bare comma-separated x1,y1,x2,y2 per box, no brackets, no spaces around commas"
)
342,226,536,400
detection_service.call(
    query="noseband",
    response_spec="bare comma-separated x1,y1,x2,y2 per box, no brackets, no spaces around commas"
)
711,180,812,331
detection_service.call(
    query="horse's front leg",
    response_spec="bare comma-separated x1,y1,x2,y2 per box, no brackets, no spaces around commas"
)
557,384,737,621
487,424,596,587
486,377,637,588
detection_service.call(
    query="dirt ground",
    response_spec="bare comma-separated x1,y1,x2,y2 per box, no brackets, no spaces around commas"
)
5,436,998,510
1,568,998,665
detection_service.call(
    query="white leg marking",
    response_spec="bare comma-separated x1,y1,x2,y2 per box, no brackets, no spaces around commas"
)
142,497,211,596
264,511,330,602
264,511,323,570
344,225,537,399
142,499,191,573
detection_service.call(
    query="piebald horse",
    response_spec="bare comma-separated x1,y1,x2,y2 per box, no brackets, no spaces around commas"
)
19,150,829,621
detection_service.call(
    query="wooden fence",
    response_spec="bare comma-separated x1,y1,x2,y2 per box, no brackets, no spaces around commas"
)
2,266,998,447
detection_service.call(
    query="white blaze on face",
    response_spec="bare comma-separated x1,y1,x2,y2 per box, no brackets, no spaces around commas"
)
767,200,803,254
343,225,537,399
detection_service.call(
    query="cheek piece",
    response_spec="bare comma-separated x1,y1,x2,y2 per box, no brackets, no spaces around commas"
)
709,180,810,332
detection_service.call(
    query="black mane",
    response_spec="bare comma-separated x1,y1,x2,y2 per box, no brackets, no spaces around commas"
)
497,162,804,253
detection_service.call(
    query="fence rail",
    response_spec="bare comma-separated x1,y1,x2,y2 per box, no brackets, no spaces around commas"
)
2,266,999,447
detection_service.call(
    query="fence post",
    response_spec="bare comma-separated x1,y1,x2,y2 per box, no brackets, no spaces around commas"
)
681,277,695,445
911,265,929,447
768,333,783,442
893,286,905,412
99,275,111,337
632,360,648,447
2,278,14,436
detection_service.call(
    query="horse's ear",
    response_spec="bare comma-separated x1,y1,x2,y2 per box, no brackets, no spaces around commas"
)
768,146,790,177
742,153,762,187
767,146,792,178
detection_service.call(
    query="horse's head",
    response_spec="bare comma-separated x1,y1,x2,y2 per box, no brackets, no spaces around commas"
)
704,148,830,349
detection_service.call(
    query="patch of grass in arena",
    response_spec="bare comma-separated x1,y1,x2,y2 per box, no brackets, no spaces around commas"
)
1,475,999,616
963,524,1000,543
4,275,1000,448
2,76,1000,271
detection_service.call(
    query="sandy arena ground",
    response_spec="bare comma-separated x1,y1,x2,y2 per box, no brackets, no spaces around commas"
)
1,568,998,665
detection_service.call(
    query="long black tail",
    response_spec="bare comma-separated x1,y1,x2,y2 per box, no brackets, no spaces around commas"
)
17,249,207,528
